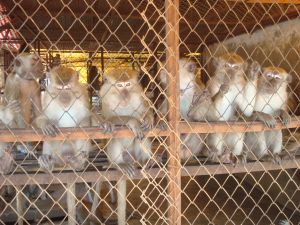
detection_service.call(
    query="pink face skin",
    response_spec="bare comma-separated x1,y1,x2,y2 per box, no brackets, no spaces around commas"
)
114,81,133,107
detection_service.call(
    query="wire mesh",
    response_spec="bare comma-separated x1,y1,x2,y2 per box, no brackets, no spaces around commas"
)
0,0,298,225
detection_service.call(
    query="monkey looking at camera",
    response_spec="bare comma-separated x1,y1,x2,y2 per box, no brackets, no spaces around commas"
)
158,58,205,160
245,67,291,163
36,66,110,171
100,68,154,225
201,54,259,164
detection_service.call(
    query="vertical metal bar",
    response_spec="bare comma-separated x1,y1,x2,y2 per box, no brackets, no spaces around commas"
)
16,186,24,225
67,182,76,225
165,0,181,224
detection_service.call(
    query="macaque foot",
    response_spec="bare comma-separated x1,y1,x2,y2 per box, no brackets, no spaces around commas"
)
101,121,114,134
218,148,235,164
229,153,247,166
157,120,168,131
68,151,88,171
272,153,282,165
0,151,14,175
38,154,54,172
144,154,163,170
118,163,136,178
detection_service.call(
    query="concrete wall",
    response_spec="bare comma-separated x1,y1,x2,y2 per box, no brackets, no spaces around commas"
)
203,18,300,114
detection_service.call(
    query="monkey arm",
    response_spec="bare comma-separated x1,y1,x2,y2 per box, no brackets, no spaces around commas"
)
236,80,257,117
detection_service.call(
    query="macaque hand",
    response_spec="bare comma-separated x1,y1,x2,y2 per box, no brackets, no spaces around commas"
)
141,114,153,131
41,123,59,137
100,121,114,134
0,151,14,175
280,110,290,126
219,83,230,95
126,118,144,140
38,154,54,172
191,89,210,107
257,112,276,128
247,61,260,81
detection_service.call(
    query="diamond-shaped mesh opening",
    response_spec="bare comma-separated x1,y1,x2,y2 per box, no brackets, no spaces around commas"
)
0,0,299,224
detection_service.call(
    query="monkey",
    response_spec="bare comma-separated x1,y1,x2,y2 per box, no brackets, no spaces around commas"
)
0,100,20,175
35,66,111,171
158,58,205,161
99,68,155,225
198,54,259,164
4,53,44,129
244,67,291,164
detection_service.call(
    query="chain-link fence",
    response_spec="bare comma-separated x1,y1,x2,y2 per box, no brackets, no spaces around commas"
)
0,0,299,224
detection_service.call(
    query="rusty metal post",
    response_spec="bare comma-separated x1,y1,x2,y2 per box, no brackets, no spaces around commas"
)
165,0,181,224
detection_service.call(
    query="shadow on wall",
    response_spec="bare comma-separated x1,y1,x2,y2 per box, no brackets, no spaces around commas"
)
203,18,300,115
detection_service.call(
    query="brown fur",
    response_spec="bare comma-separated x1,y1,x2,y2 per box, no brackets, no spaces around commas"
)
4,53,44,128
51,66,77,85
105,68,138,83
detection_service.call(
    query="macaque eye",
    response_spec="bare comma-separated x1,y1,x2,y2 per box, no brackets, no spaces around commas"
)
274,75,281,80
225,63,231,68
56,85,63,90
232,65,240,70
125,82,131,87
116,83,123,88
266,72,273,78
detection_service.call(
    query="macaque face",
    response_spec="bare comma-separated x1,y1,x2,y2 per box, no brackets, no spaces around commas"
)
114,80,134,106
14,53,44,80
159,58,197,94
259,67,291,94
50,66,79,106
214,53,245,82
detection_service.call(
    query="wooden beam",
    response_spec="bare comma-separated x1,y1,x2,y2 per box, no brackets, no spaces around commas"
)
246,0,300,4
0,158,299,185
0,117,298,142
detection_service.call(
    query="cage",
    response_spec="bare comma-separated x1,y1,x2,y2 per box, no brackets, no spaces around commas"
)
0,0,299,225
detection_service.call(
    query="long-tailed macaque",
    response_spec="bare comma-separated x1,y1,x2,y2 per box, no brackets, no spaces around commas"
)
4,53,44,129
0,100,20,174
100,68,154,225
245,67,291,163
35,66,107,171
200,54,259,163
158,58,204,160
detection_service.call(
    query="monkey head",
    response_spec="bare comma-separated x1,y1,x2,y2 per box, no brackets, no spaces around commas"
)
13,53,44,80
159,58,197,93
49,66,80,106
104,68,141,107
259,67,292,94
213,53,247,83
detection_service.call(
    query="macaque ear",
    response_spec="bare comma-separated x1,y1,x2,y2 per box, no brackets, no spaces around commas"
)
242,61,248,71
159,68,168,85
211,57,219,69
286,74,292,83
14,58,21,67
187,62,197,73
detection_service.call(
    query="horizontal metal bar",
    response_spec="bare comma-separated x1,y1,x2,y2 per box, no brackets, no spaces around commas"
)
1,158,299,185
0,117,298,142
